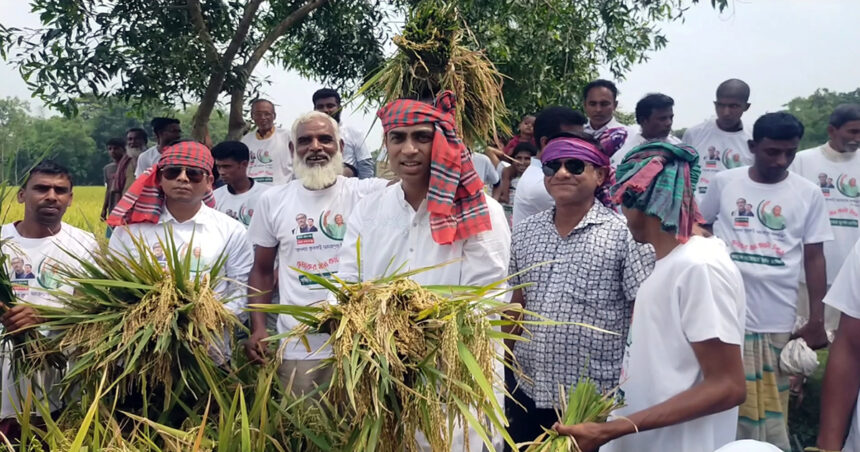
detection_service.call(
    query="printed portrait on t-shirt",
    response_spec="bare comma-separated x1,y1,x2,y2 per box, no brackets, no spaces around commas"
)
837,174,860,198
256,149,272,164
9,256,35,279
37,257,61,290
721,149,746,170
757,200,786,231
731,197,754,217
178,243,210,273
707,146,720,161
818,172,836,189
321,210,347,241
293,213,318,234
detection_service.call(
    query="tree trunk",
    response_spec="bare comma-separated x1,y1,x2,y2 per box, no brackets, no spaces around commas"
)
190,69,226,145
227,87,247,141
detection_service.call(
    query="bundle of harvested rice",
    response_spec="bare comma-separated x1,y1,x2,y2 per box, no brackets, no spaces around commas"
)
356,0,510,146
524,377,625,452
255,267,525,452
38,228,238,408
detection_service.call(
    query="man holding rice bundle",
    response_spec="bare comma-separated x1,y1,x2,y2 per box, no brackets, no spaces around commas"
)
336,91,510,451
243,111,389,394
107,141,253,327
0,160,96,440
554,142,748,451
505,132,654,448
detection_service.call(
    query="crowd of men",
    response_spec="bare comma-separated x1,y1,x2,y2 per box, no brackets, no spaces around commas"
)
2,82,860,452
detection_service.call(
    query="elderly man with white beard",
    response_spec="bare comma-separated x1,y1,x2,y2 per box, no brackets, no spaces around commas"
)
110,128,149,206
244,111,390,394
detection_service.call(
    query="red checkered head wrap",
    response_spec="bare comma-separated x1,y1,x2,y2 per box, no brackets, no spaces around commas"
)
107,141,215,227
377,91,492,245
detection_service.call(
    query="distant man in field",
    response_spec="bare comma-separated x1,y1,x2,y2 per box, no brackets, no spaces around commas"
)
101,137,126,233
241,99,293,185
583,79,631,141
610,93,681,168
0,160,97,441
111,128,148,203
683,79,753,202
312,88,375,178
212,141,270,229
135,117,182,177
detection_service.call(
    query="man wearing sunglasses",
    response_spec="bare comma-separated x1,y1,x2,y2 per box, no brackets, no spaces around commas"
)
504,133,655,447
108,141,253,333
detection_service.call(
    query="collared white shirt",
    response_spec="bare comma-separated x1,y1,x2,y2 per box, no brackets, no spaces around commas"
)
512,158,553,226
337,182,510,288
0,222,97,419
336,182,510,451
584,117,630,138
135,145,161,177
109,204,253,319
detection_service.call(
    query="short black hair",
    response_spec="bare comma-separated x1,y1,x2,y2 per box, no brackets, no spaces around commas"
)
250,98,274,110
151,117,180,134
106,137,125,148
127,127,148,142
512,142,538,157
211,141,250,163
312,88,341,105
752,112,805,142
582,79,619,101
22,159,73,189
829,103,860,129
635,93,675,124
547,130,600,147
533,107,588,148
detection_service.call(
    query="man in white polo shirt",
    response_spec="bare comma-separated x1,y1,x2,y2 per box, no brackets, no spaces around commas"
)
240,99,293,185
244,111,388,394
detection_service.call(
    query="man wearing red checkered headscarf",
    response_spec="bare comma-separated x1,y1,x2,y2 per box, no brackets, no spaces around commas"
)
108,141,254,343
334,91,511,451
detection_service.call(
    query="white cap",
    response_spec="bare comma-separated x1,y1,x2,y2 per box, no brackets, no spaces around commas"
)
714,440,783,452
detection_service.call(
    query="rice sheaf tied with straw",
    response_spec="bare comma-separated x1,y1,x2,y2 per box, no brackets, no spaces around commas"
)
262,261,522,452
39,228,239,408
357,0,510,146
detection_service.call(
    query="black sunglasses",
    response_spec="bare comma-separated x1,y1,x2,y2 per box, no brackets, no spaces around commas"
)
160,166,207,183
542,159,586,177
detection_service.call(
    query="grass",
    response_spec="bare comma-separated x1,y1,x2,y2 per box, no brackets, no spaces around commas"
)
0,185,105,234
789,349,829,451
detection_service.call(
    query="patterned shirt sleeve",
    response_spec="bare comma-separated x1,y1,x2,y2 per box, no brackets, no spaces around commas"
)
620,231,656,301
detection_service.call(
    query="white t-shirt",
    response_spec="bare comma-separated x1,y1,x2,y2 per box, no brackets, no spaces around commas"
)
135,145,161,177
340,123,373,165
682,119,753,202
0,222,97,418
611,134,682,169
823,238,860,452
213,181,270,229
603,236,746,452
512,158,553,226
247,176,389,359
240,128,293,185
699,167,833,332
471,152,499,189
108,204,253,319
790,143,860,284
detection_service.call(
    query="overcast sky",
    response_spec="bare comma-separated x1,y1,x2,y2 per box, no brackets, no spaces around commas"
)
2,0,859,151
